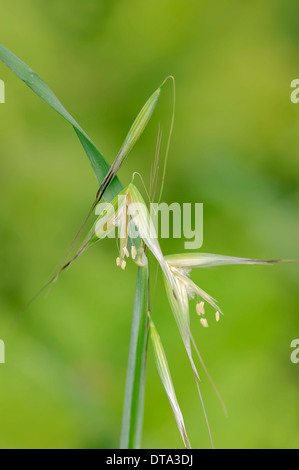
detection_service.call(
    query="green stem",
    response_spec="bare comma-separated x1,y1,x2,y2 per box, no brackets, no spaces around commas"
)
120,263,149,449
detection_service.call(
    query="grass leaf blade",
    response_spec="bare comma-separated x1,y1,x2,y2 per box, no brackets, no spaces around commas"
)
0,42,121,200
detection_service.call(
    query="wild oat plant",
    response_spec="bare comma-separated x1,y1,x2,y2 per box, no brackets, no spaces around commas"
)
0,43,296,449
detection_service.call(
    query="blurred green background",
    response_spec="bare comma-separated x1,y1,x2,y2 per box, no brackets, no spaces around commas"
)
0,0,299,449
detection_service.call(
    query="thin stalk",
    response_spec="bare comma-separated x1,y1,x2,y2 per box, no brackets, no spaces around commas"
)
120,262,149,449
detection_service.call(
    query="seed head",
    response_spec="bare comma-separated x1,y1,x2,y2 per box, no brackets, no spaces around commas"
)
200,318,209,328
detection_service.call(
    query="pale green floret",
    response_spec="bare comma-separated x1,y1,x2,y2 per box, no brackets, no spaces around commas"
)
128,183,175,291
164,252,287,319
113,88,161,173
165,252,283,269
149,316,191,449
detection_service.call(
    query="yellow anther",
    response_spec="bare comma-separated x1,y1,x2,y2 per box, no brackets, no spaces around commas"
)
123,246,130,258
131,245,137,260
196,301,205,316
